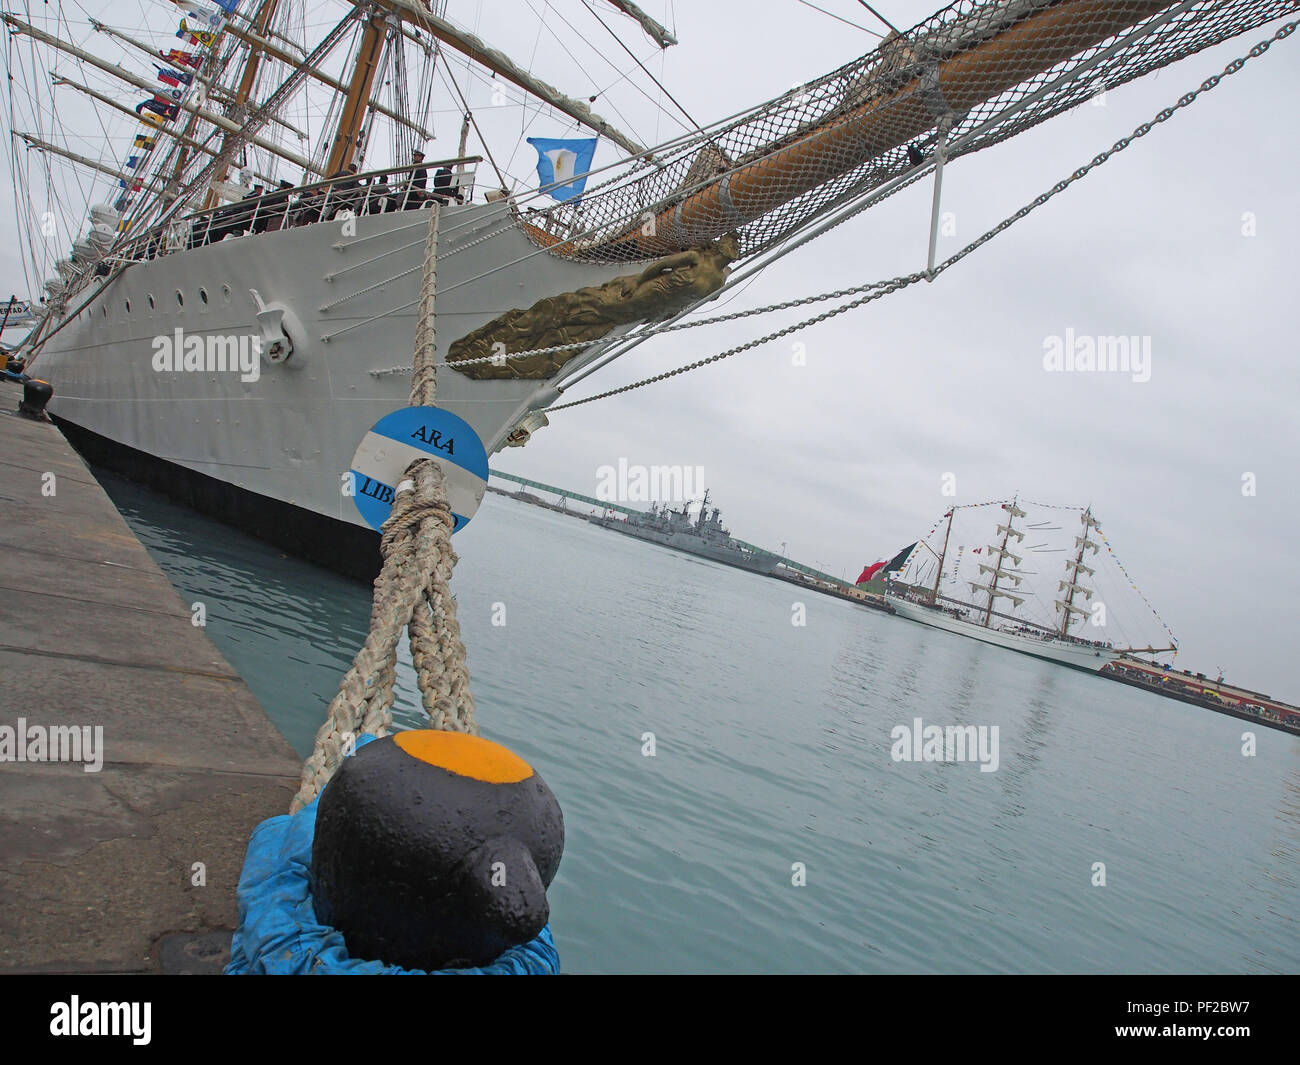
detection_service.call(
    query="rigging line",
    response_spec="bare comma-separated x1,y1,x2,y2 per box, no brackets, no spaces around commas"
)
4,31,37,291
795,0,885,38
501,29,660,178
519,0,654,146
586,39,666,109
853,0,899,35
435,60,507,189
558,160,935,389
581,0,703,137
546,18,1297,413
14,38,52,288
654,38,662,146
433,106,930,302
435,271,908,369
141,4,364,234
503,1,546,157
40,26,98,253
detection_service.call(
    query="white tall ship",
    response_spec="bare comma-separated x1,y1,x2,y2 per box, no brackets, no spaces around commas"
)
2,1,1291,576
882,500,1176,673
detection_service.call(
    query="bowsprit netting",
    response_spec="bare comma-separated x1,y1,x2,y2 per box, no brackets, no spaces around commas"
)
544,12,1295,411
518,0,1296,265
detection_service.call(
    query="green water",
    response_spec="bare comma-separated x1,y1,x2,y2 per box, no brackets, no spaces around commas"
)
101,474,1300,974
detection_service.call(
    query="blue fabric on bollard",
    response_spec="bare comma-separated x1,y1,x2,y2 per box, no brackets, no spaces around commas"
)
226,735,560,975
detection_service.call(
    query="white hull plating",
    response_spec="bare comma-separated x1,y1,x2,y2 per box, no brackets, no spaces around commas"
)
31,201,630,530
887,596,1119,673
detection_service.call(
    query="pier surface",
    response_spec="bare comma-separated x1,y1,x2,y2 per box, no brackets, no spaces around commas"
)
0,382,300,972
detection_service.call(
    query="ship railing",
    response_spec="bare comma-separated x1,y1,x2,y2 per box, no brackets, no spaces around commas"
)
113,157,482,266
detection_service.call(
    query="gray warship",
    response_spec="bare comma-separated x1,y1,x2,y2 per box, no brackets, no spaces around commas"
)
589,491,780,576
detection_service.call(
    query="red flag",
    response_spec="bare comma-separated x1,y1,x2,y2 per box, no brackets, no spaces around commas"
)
856,561,887,585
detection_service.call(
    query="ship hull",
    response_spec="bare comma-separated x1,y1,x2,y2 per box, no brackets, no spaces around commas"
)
28,201,634,572
887,596,1119,673
52,414,383,579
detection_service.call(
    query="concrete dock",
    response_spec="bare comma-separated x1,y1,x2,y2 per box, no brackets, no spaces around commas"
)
0,381,301,973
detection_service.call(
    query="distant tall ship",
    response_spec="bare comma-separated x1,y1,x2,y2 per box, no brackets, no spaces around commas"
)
867,499,1176,674
590,490,780,576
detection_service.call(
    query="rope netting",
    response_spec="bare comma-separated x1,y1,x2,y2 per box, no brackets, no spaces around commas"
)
293,202,476,812
520,0,1296,264
544,14,1296,411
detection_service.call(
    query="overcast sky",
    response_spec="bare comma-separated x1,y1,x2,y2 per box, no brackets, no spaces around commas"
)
484,1,1300,699
3,1,1298,698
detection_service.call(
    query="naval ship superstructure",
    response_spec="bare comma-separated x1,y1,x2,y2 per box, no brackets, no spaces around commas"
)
590,491,780,576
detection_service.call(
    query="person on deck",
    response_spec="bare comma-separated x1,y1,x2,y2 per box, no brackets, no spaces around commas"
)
432,166,463,205
259,180,296,232
327,163,362,219
401,150,430,208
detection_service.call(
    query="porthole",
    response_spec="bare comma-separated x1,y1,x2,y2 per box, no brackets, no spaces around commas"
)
221,284,232,303
147,293,155,310
124,299,131,314
176,290,184,307
199,287,209,305
101,305,107,317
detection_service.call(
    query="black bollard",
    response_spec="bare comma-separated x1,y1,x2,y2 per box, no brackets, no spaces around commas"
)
19,378,53,420
310,730,564,970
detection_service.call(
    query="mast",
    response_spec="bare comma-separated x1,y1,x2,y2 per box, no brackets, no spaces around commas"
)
930,507,955,602
53,77,278,188
136,6,365,233
86,18,304,138
383,0,647,156
200,0,283,208
325,9,390,175
1057,506,1101,636
229,0,283,114
219,18,433,140
696,489,710,531
12,131,131,183
0,16,320,176
981,498,1024,627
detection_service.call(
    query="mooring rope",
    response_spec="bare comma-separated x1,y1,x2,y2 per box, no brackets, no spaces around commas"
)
293,203,477,812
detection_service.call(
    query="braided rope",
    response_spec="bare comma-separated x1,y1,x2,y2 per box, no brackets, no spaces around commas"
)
293,203,476,811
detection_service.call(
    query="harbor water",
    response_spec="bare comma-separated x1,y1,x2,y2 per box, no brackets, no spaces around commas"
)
100,473,1300,975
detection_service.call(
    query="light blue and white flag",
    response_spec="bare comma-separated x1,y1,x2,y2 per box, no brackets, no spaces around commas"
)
526,137,598,203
